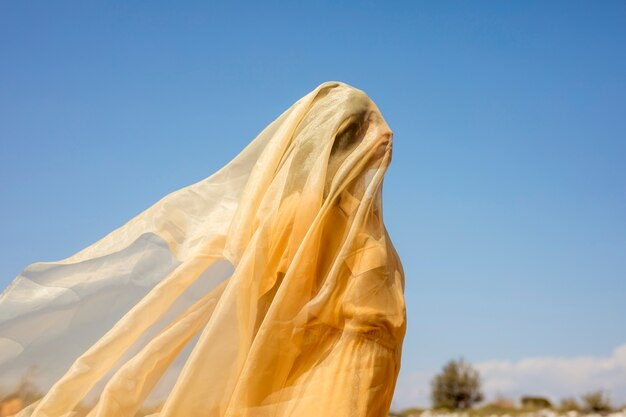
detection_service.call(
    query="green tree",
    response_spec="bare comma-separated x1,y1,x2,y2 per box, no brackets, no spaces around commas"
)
581,390,612,413
430,357,484,410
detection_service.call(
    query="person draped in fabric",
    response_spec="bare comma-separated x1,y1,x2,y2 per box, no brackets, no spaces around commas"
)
0,81,406,417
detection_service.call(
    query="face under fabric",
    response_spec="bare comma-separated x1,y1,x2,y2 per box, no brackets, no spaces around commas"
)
0,81,406,417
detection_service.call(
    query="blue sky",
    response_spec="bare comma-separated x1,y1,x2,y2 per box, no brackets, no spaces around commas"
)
1,1,625,408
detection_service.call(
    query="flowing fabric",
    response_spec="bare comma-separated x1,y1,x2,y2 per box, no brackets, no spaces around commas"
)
0,81,406,417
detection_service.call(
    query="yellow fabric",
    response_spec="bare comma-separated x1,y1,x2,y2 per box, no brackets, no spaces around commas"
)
0,81,406,417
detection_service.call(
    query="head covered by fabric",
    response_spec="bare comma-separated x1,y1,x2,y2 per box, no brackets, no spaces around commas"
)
0,81,406,417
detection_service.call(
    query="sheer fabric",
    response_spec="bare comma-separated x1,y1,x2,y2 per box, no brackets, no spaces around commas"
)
0,81,406,417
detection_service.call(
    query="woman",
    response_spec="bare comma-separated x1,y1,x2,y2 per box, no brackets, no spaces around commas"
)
0,81,406,417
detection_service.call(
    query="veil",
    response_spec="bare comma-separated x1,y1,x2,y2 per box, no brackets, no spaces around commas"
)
0,81,406,417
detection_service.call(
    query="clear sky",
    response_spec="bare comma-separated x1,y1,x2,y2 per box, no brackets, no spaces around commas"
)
1,0,625,410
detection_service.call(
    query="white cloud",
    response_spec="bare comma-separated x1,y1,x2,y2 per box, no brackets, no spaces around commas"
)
392,343,626,411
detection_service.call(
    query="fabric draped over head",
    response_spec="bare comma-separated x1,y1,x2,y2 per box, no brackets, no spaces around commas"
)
0,81,406,417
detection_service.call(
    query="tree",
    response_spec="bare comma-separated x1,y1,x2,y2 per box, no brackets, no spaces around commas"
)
431,357,484,410
581,390,612,413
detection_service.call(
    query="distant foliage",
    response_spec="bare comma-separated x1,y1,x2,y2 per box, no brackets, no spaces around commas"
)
0,367,42,405
431,357,484,410
521,396,553,409
559,397,581,412
582,391,612,413
484,394,516,410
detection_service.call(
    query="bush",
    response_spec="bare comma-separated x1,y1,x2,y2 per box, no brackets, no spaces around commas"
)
581,390,612,413
486,395,517,410
559,397,580,412
476,395,517,416
431,357,484,410
521,396,553,409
